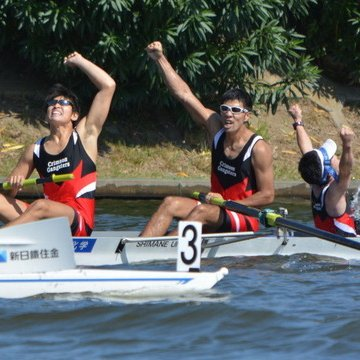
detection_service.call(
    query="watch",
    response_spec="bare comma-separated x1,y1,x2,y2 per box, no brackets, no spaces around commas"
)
292,121,304,130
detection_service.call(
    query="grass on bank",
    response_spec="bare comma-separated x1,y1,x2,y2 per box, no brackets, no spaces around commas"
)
0,111,305,181
6,98,357,181
97,141,211,179
0,111,213,179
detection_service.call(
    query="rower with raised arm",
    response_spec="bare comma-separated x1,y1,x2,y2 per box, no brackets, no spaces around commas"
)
289,103,356,236
0,52,116,236
141,41,274,237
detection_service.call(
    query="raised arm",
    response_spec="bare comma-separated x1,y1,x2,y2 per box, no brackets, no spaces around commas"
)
338,126,355,188
288,104,313,154
63,52,116,138
146,41,221,138
326,126,355,216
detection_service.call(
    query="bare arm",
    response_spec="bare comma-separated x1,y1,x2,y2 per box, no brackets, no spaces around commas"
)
326,126,355,216
6,144,35,197
63,52,116,158
236,140,275,207
288,104,313,154
146,41,221,140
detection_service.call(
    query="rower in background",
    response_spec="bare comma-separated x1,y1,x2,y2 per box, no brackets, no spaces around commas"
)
289,104,357,237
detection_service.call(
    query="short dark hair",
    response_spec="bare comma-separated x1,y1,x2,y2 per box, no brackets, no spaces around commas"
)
298,150,323,185
221,88,253,111
43,83,80,114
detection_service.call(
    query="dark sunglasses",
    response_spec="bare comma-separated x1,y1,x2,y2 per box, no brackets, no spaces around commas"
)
47,99,74,107
220,104,249,114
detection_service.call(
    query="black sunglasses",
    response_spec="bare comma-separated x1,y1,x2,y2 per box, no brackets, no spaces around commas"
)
47,99,74,107
220,104,249,114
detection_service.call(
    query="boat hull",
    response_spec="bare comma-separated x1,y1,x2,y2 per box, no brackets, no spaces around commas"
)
0,219,228,299
0,267,228,299
73,230,360,266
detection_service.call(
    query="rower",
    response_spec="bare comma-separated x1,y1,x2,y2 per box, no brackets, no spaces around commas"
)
288,104,357,237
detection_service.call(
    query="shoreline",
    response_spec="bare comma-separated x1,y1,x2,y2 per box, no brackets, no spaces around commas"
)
12,178,360,200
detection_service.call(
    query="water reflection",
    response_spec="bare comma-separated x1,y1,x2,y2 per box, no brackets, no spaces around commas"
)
95,199,162,231
0,197,314,230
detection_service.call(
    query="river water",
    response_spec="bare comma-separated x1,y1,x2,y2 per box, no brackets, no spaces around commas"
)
1,198,360,359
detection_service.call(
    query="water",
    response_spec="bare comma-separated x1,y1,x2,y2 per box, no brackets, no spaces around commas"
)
2,198,360,360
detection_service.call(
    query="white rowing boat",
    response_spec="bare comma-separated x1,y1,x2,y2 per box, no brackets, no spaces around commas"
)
0,267,228,300
0,218,228,299
73,228,360,266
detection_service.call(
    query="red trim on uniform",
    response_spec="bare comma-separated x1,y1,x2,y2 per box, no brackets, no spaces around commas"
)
226,209,259,232
211,175,255,201
312,187,356,236
42,161,96,232
314,214,355,234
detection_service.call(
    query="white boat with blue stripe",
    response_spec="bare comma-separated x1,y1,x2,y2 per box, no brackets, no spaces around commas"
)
0,218,228,299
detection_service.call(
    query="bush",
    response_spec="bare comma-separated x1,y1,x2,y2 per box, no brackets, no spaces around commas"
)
0,0,322,128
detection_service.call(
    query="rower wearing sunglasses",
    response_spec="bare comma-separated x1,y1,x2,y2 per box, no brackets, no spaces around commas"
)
0,51,116,236
141,41,274,237
289,104,357,237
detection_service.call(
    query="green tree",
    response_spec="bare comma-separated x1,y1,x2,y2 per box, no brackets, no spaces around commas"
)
0,0,320,125
297,0,360,86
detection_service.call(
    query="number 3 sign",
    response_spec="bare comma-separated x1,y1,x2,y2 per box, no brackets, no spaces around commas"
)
177,221,202,272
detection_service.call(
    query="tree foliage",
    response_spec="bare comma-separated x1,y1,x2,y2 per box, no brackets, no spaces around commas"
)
296,0,360,86
0,0,339,128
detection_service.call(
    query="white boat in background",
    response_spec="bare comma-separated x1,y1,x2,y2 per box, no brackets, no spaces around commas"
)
0,218,228,299
73,228,360,266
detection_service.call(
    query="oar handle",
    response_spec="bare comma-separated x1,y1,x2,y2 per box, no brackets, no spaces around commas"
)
193,191,261,216
209,197,282,226
192,191,360,251
1,174,74,190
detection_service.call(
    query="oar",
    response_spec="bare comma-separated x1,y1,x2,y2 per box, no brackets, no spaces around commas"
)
1,173,74,190
192,191,360,251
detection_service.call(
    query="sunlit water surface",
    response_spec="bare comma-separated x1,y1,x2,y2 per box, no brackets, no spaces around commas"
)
1,198,360,360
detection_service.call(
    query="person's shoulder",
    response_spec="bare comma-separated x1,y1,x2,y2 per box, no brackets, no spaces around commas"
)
73,116,87,133
204,108,220,123
250,135,273,164
206,111,222,137
252,134,271,150
327,177,349,195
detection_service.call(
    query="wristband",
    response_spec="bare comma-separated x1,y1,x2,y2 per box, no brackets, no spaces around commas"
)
292,121,304,130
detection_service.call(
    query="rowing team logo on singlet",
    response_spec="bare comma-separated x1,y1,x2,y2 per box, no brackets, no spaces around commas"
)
217,161,237,177
46,157,71,173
